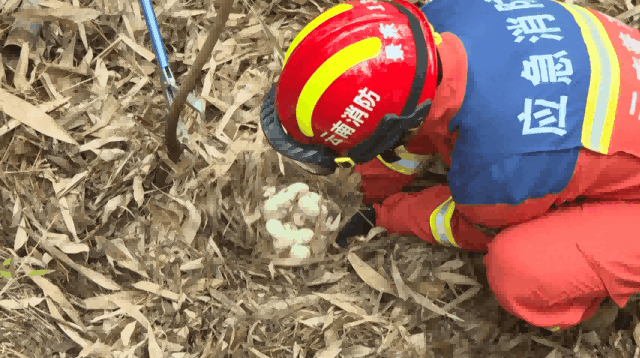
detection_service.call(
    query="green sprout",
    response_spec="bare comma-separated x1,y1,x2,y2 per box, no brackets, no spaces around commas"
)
0,258,48,279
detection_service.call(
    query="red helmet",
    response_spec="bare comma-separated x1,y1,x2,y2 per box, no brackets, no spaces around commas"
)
261,0,439,173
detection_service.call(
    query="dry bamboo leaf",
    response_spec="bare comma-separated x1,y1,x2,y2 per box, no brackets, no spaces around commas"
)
316,340,343,358
425,286,481,321
57,241,89,254
83,291,141,310
341,345,376,358
72,0,88,50
109,297,163,358
101,195,125,224
133,281,180,301
109,239,149,278
96,148,125,161
79,136,128,152
249,348,270,358
180,258,204,271
14,217,28,251
40,73,62,100
38,0,74,8
0,299,23,310
77,340,112,358
120,77,149,106
363,226,386,243
306,271,348,286
13,45,30,93
13,6,101,24
0,51,5,84
59,197,79,242
405,286,463,322
94,58,109,87
347,252,394,294
181,201,201,246
58,31,77,68
170,9,206,17
544,349,562,358
119,34,155,62
39,240,122,290
618,5,640,19
46,297,90,348
0,87,78,145
29,268,85,328
58,170,89,198
299,315,328,328
316,293,367,317
3,0,22,13
435,259,465,272
0,119,21,138
84,296,119,310
271,256,323,267
435,271,479,286
215,90,256,140
378,327,400,355
133,175,144,207
11,196,21,226
293,342,301,358
390,255,409,300
36,96,70,112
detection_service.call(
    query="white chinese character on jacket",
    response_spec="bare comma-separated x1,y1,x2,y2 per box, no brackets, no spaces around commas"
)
522,51,573,86
518,96,568,136
507,15,563,43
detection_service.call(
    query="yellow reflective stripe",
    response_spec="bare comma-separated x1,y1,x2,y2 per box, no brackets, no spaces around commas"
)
297,37,382,137
429,196,460,248
558,2,620,154
376,146,429,175
283,3,353,68
545,326,561,332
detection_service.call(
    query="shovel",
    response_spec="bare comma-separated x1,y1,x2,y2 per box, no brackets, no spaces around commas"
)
138,0,235,164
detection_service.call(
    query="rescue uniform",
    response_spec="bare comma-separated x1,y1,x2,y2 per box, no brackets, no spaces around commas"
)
355,0,640,330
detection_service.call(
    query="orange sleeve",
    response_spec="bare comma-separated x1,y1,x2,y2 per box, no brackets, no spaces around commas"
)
374,185,493,252
354,158,417,205
373,184,559,252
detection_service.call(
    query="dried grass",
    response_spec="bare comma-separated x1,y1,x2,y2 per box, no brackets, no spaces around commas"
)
0,0,639,357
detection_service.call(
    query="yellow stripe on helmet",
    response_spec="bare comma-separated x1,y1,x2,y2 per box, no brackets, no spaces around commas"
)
296,37,382,137
283,3,354,68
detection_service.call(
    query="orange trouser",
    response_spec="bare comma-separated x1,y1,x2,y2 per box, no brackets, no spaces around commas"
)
484,200,640,329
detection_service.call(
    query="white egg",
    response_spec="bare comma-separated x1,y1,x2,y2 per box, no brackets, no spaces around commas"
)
298,195,320,217
263,200,280,213
273,236,295,252
266,219,287,239
285,182,310,196
263,186,277,198
293,228,314,245
293,212,305,226
290,244,311,259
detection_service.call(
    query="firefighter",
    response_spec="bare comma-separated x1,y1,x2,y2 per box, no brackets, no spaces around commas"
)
260,0,640,331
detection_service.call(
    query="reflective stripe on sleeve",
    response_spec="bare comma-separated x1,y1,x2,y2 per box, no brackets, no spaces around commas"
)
377,145,430,175
429,196,460,248
558,2,620,154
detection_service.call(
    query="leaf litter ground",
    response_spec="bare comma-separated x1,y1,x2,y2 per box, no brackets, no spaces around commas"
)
1,0,640,357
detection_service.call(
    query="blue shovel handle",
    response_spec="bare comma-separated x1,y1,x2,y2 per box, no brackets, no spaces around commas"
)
139,0,169,69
